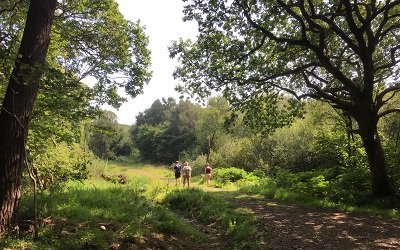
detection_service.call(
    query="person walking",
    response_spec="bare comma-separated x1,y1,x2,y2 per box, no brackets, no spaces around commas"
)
182,161,192,188
173,160,182,186
204,162,213,186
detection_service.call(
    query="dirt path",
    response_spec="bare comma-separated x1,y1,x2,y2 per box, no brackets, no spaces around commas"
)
226,195,400,249
121,165,400,249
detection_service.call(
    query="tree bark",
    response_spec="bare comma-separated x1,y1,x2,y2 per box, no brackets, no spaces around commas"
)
0,0,57,235
353,106,395,197
206,131,216,164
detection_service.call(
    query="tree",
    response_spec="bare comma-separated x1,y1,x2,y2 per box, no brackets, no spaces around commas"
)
132,98,201,163
135,98,176,126
0,0,58,234
171,0,400,197
195,96,230,163
89,111,133,160
0,0,151,234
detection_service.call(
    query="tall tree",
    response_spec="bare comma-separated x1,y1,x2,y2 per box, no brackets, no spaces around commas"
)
195,96,230,163
132,98,201,163
0,0,57,234
0,0,152,234
89,111,132,159
171,0,400,197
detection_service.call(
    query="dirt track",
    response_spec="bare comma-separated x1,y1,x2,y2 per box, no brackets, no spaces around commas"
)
125,166,400,249
223,196,400,249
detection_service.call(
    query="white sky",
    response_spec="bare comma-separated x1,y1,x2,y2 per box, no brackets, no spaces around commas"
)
104,0,198,125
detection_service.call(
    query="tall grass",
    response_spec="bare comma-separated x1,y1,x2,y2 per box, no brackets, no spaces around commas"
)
240,177,400,218
2,161,203,249
163,188,258,249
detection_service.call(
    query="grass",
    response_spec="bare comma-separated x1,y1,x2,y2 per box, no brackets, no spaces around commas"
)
239,178,400,219
1,160,205,249
5,157,397,249
163,188,258,249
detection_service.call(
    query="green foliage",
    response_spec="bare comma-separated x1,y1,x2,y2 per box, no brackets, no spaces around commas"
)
238,94,304,134
163,189,257,248
190,154,208,176
251,166,373,205
88,110,132,160
211,137,260,171
194,96,230,158
380,110,400,190
0,0,152,107
273,169,330,198
328,165,372,205
213,167,248,183
172,0,400,196
0,1,28,91
135,98,175,126
132,99,201,164
10,166,204,249
52,0,151,105
132,123,169,162
28,142,92,191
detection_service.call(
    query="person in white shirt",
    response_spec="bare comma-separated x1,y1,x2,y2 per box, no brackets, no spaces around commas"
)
182,161,192,188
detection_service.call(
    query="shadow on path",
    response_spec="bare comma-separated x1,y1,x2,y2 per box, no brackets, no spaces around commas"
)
227,195,400,249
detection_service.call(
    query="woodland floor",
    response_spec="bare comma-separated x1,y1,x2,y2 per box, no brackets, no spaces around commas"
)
189,194,400,250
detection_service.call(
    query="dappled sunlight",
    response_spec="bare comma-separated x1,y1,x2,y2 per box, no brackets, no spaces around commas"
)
225,195,400,249
76,161,400,249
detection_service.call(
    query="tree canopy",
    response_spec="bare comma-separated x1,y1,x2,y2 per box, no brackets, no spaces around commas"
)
0,0,151,234
171,0,400,196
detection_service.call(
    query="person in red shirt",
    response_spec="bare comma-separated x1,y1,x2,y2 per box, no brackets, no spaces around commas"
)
204,162,213,186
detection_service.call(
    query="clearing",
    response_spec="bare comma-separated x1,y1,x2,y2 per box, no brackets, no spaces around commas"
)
121,163,400,249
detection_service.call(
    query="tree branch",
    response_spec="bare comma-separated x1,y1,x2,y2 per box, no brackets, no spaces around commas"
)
237,35,267,63
375,83,400,108
301,72,352,110
378,108,400,118
375,44,400,72
0,0,25,15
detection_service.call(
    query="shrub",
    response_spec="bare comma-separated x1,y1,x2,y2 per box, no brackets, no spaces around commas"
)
327,164,372,204
28,143,92,192
190,155,208,176
272,169,331,198
213,167,248,184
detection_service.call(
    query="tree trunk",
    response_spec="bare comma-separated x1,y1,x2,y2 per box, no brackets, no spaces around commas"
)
354,110,395,197
0,0,57,235
206,132,216,164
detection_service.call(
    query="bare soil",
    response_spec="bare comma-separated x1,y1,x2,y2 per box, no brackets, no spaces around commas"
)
221,195,400,249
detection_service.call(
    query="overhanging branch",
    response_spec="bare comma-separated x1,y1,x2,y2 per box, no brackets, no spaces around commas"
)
378,108,400,118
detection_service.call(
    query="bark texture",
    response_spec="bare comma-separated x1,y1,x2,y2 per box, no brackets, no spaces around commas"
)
0,0,57,235
352,102,394,196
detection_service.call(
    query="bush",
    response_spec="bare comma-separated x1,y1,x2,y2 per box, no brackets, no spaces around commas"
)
327,164,372,204
211,137,257,171
272,169,332,198
213,167,248,184
28,143,92,192
190,155,208,176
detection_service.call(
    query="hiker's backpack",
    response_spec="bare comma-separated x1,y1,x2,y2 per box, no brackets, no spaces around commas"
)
205,166,212,174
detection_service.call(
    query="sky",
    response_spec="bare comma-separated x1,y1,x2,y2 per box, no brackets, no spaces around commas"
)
104,0,198,125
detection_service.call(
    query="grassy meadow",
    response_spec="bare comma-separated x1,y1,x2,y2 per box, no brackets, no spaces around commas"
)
1,158,256,249
2,157,398,249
